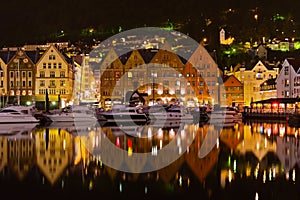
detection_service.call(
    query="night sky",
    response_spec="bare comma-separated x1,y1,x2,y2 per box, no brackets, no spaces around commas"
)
1,0,300,46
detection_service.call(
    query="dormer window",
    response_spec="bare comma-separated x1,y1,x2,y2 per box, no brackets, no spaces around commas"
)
49,55,56,60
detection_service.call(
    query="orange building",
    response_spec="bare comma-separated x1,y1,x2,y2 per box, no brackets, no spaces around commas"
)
222,75,244,107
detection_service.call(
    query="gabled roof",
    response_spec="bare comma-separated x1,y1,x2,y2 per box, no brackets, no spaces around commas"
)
73,55,84,65
0,50,16,64
285,58,300,72
138,49,157,63
118,51,132,65
223,75,243,85
26,50,45,64
244,59,273,70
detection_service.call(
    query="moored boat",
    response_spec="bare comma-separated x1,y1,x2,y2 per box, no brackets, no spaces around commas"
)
96,104,149,123
0,105,40,123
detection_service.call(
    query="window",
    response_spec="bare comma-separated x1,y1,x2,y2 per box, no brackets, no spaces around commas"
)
22,71,26,78
49,55,56,60
0,71,3,77
22,81,26,87
10,81,13,87
58,63,62,69
60,80,65,86
28,81,32,87
53,63,57,68
43,63,46,69
50,80,55,87
50,71,55,78
48,63,51,69
284,66,289,75
40,80,45,87
0,81,3,87
60,71,65,77
40,71,45,78
28,72,32,78
10,71,14,78
163,80,169,86
128,72,132,78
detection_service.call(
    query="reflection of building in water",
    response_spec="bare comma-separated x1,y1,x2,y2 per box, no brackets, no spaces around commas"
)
236,124,277,161
276,136,300,173
7,136,35,181
0,137,8,173
220,124,244,149
247,120,299,137
186,129,219,183
35,128,74,185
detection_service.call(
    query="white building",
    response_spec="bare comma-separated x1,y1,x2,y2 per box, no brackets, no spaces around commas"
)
276,58,300,98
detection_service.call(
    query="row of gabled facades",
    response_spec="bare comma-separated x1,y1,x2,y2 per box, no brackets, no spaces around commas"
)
0,41,299,109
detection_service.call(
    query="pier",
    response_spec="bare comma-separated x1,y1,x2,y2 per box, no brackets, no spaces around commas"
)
242,97,300,120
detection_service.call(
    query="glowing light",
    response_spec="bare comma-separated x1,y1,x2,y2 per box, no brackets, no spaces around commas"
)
116,137,120,147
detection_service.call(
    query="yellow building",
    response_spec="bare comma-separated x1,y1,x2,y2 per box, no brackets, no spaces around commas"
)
35,45,74,109
233,60,279,106
0,55,8,106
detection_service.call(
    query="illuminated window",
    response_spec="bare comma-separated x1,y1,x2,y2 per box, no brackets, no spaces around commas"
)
40,71,45,78
60,71,65,77
284,66,289,75
50,71,55,78
128,72,132,78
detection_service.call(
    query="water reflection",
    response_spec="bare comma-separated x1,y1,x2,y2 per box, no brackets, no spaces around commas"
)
0,120,300,199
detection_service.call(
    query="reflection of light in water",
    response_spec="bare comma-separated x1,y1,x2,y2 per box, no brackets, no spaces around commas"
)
147,127,152,138
159,140,162,149
264,138,267,148
293,169,296,182
263,170,266,183
177,137,181,146
260,126,263,134
267,128,271,136
273,124,278,134
255,192,259,200
279,126,285,137
285,172,289,180
170,129,175,138
180,129,185,138
228,170,232,182
157,128,163,139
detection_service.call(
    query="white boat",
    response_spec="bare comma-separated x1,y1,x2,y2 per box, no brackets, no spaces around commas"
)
46,105,97,122
208,108,242,124
96,105,149,123
146,104,194,121
0,105,40,123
